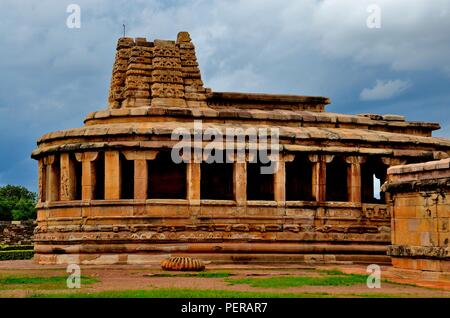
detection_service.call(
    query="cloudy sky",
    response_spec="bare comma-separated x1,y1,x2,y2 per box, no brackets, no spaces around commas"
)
0,0,449,191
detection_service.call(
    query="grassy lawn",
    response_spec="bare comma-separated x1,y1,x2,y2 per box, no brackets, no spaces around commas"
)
30,288,333,298
29,288,420,298
0,269,440,298
149,272,233,278
225,273,368,288
0,275,99,290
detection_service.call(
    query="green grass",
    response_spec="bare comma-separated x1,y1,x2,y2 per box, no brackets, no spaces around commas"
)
317,268,345,275
0,250,34,261
150,272,232,278
29,288,420,298
0,275,99,290
225,274,369,288
30,288,332,298
351,292,416,298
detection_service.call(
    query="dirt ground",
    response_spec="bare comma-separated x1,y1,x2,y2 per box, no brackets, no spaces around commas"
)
0,261,449,298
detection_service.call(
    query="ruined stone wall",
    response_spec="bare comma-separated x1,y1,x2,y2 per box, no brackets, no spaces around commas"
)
0,221,36,245
384,158,450,273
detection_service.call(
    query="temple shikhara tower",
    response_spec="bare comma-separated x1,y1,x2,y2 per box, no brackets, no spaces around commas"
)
32,32,450,269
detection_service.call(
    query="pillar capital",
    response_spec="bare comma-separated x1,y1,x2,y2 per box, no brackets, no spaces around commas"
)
324,155,335,163
122,150,159,161
308,154,320,163
43,155,56,165
283,154,295,162
345,155,367,165
75,151,99,162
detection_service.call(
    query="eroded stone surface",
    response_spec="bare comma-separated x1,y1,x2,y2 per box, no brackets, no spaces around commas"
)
384,159,450,273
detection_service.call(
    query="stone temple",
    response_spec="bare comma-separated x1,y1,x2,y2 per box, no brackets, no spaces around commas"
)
32,32,450,266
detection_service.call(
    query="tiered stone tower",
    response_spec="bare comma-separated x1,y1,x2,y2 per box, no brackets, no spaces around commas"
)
108,32,210,109
32,32,450,265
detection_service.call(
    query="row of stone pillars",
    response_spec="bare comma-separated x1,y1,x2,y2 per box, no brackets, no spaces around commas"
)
38,150,406,205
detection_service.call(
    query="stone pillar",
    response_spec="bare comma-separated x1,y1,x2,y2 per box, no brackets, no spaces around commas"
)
123,150,159,200
309,155,331,202
60,153,77,201
44,155,59,202
274,159,285,204
275,154,294,204
75,152,98,201
187,162,201,204
309,155,321,201
234,162,247,205
134,160,148,200
104,151,121,200
38,159,46,203
345,156,366,203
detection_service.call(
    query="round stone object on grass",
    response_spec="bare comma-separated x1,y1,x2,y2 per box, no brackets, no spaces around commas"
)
161,257,205,271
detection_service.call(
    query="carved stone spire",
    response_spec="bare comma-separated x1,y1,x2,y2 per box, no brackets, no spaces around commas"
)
107,32,210,109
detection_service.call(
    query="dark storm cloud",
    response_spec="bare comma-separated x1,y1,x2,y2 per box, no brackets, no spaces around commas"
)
0,0,449,190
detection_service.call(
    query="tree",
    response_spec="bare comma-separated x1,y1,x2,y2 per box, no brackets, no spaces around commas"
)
0,185,36,202
0,185,37,221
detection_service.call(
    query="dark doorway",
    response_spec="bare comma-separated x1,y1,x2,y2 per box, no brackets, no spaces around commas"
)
93,152,105,200
120,153,134,199
201,163,234,200
286,155,314,201
247,162,274,201
326,156,349,202
148,152,187,199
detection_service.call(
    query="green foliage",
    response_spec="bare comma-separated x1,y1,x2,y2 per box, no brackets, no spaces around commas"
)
0,250,34,261
0,185,37,221
0,245,34,251
0,199,14,221
11,198,36,221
